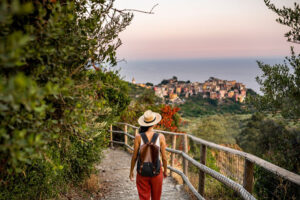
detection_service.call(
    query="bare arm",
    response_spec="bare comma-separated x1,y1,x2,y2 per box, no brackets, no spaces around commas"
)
160,134,168,177
129,134,140,181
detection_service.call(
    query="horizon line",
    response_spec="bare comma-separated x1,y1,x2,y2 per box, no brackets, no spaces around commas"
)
120,55,287,63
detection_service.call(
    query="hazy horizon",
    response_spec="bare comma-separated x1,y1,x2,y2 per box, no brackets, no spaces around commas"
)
116,56,286,93
121,55,286,62
114,1,297,94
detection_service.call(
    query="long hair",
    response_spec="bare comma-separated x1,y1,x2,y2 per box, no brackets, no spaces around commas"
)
139,126,152,133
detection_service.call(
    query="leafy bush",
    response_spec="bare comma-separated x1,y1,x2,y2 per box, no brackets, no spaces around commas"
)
0,0,132,199
120,84,162,125
237,113,300,199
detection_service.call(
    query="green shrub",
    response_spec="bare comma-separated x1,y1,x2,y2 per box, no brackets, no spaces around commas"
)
237,113,300,199
0,0,132,199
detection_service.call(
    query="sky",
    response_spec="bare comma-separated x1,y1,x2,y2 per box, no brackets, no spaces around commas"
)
115,0,299,60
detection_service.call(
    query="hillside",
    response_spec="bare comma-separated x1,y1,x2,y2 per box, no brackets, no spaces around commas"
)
181,114,251,144
127,82,149,98
178,89,256,117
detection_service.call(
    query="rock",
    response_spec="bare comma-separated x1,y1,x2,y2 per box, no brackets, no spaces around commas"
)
175,184,183,191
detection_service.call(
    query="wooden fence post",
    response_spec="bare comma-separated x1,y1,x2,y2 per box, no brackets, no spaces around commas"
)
124,125,128,151
170,135,177,176
198,144,206,195
135,128,138,136
110,125,113,148
243,159,254,194
183,134,188,179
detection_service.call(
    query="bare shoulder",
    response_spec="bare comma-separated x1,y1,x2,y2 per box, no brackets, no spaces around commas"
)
135,134,141,142
159,133,165,141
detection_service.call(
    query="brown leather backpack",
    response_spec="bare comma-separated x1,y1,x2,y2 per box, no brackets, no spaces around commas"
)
137,132,161,177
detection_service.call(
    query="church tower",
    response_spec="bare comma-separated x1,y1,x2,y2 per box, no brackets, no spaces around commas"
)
132,77,136,84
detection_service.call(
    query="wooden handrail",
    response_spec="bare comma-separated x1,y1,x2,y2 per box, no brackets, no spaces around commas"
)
187,134,300,185
113,122,300,185
110,135,256,199
168,166,205,200
110,127,257,200
166,148,256,200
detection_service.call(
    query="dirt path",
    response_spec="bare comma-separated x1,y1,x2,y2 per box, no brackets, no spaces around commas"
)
97,148,190,200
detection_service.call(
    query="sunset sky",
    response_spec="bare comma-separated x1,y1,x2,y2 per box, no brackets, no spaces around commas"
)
115,0,298,60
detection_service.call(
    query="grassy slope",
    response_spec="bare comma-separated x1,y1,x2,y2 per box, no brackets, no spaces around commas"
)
181,114,251,144
178,93,254,118
127,82,149,98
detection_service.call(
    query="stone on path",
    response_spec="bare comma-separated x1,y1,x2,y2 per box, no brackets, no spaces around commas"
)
97,148,190,200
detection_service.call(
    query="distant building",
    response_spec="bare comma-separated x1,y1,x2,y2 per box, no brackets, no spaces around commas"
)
176,87,182,94
228,80,236,85
228,90,234,98
219,90,227,99
210,92,217,99
241,89,246,96
137,83,146,87
169,93,178,100
151,76,247,104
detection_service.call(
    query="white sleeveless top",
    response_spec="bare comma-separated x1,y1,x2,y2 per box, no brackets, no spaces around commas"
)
140,134,160,146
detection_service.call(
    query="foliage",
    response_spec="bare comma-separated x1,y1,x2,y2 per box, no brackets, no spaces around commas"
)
249,2,300,197
179,94,253,117
264,0,300,44
237,113,300,172
252,1,300,119
121,85,181,131
252,49,300,119
157,105,181,132
160,79,169,85
182,114,250,144
145,82,154,86
237,113,300,199
120,84,162,125
189,132,242,200
0,0,132,199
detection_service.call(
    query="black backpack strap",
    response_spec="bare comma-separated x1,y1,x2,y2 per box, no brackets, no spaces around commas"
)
150,133,159,144
140,132,149,144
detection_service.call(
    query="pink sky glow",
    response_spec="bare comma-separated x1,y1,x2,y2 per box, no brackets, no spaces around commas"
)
115,0,299,60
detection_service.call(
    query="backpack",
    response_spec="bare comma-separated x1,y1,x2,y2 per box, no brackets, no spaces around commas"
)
137,132,161,177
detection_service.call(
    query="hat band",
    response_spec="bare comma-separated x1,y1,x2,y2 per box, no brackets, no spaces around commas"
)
144,117,156,124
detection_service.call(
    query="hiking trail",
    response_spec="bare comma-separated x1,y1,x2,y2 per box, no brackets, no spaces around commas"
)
97,148,190,200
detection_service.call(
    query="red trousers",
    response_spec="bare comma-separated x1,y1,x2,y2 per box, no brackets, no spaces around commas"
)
136,168,163,200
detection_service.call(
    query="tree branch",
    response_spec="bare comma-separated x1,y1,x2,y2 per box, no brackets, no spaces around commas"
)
114,3,159,14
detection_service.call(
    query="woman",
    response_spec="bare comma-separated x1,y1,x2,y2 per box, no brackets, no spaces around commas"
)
129,110,168,200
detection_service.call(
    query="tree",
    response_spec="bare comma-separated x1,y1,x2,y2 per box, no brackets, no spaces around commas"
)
237,113,300,199
145,82,154,86
160,79,169,85
0,0,132,199
120,87,162,125
251,1,300,119
157,105,181,132
264,1,299,44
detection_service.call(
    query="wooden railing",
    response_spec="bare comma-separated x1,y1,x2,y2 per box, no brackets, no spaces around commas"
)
109,122,300,200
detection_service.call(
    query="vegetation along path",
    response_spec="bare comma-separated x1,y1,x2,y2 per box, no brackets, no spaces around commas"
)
98,148,190,200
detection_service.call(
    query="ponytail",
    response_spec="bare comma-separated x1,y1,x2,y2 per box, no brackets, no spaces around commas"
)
139,126,151,133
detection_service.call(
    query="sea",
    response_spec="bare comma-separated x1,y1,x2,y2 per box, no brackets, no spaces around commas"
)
116,57,286,93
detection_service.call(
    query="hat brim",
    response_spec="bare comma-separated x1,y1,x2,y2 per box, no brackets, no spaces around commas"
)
138,112,162,127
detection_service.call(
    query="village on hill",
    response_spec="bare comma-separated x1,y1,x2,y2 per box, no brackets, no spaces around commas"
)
132,76,247,104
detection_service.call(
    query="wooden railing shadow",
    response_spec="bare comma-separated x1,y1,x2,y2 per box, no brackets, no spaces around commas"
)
109,123,300,200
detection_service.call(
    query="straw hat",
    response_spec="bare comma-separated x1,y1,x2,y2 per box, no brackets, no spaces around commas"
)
138,110,162,127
